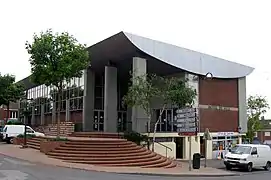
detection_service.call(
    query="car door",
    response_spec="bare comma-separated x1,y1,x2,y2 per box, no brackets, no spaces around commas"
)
251,147,260,167
26,127,35,136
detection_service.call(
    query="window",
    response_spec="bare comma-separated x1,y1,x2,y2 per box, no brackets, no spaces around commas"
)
26,127,34,133
264,132,271,137
251,147,257,154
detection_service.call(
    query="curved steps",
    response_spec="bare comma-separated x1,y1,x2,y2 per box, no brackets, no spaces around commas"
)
46,138,177,168
70,132,123,139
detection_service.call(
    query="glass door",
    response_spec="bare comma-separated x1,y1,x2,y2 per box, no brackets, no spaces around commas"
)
117,111,127,131
93,110,104,131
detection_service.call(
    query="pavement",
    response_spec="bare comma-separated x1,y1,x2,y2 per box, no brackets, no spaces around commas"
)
0,142,270,179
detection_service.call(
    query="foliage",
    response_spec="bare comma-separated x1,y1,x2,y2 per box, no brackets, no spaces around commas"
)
123,131,149,145
7,120,24,125
0,74,24,107
47,137,68,141
123,73,160,117
17,134,36,138
26,29,89,137
246,95,269,142
25,29,89,89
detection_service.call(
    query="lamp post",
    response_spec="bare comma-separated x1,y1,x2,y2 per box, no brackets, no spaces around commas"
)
204,72,213,168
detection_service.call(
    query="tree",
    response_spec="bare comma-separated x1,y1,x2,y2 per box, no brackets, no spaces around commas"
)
152,76,196,148
0,74,24,122
25,29,89,137
122,73,197,151
246,95,269,142
122,73,160,135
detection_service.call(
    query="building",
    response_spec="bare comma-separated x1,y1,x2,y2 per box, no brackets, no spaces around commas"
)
256,119,271,144
17,31,254,159
0,102,19,121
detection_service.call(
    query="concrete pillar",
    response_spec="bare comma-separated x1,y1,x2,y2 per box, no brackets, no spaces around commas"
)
132,57,148,133
65,99,70,122
104,66,118,132
31,107,35,126
238,77,247,133
41,104,45,125
52,102,56,124
83,68,95,131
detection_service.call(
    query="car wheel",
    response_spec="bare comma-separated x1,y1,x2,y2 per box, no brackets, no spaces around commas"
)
8,138,13,144
226,165,232,170
264,162,271,171
247,163,253,172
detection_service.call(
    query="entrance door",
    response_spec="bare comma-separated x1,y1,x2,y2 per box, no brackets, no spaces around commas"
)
117,111,127,131
155,109,174,132
93,110,104,131
175,137,184,159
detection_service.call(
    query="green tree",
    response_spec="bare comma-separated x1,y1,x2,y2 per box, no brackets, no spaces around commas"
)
246,95,269,142
0,74,24,122
122,73,160,132
25,29,89,137
152,76,196,148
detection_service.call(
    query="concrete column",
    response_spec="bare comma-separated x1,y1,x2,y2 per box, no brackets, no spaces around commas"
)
65,99,70,122
41,104,45,125
83,68,95,131
238,77,247,133
132,57,148,133
104,66,118,132
31,107,35,126
52,102,56,124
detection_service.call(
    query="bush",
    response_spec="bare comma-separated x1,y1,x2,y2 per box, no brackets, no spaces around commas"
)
123,131,149,145
7,120,24,125
48,137,68,141
74,123,83,132
17,134,36,138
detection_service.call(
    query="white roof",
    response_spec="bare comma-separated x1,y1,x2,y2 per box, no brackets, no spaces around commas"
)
124,32,254,78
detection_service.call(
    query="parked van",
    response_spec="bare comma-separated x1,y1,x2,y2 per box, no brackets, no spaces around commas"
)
224,144,271,172
2,125,45,144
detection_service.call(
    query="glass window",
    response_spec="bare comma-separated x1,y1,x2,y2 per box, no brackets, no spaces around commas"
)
231,145,252,154
94,97,103,110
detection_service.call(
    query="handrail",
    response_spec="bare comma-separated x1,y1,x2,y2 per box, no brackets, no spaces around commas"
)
151,140,172,157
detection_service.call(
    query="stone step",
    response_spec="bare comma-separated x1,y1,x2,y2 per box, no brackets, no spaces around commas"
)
51,148,147,154
46,150,152,157
48,152,156,161
55,146,142,151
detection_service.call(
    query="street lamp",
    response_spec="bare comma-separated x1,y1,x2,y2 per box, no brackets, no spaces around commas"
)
204,72,213,168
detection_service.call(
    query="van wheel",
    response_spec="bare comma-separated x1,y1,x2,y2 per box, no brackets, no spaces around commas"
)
226,165,232,170
264,162,271,171
247,163,253,172
7,138,13,144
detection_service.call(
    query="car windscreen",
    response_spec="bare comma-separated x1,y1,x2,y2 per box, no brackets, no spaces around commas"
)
231,145,252,154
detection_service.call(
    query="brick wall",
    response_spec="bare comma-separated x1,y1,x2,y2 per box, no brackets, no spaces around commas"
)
199,77,239,132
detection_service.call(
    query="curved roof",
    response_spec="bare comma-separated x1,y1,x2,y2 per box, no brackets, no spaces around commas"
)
123,32,254,78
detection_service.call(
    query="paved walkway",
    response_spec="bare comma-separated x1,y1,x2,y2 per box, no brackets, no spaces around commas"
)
0,144,236,177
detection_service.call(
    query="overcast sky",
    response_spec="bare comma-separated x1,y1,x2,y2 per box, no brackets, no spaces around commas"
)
0,0,270,117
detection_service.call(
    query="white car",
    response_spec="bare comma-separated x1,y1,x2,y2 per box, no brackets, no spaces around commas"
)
2,125,45,144
224,144,271,172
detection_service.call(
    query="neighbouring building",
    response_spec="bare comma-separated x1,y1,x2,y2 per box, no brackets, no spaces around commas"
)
256,119,271,144
17,31,254,159
0,102,19,121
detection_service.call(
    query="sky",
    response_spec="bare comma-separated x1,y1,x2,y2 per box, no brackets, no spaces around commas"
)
0,0,271,117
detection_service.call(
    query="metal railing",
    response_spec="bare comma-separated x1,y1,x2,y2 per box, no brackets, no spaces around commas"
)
151,140,172,158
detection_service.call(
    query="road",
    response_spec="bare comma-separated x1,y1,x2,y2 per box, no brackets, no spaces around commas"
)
0,141,270,180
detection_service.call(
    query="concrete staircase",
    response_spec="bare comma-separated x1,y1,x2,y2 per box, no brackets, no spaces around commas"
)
46,138,176,168
70,132,123,139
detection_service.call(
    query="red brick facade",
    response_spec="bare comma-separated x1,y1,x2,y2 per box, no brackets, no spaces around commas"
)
199,77,239,132
257,131,271,143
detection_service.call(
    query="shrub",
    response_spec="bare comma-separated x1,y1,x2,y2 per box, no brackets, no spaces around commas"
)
123,131,149,145
7,120,24,125
16,134,36,138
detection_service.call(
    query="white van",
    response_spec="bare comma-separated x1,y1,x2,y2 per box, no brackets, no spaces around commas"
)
224,144,271,172
2,125,45,144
